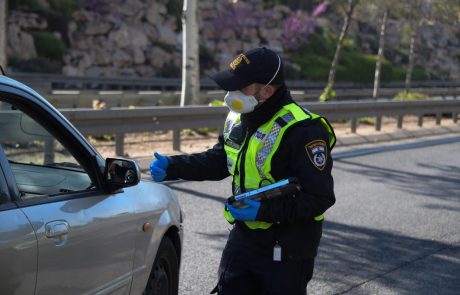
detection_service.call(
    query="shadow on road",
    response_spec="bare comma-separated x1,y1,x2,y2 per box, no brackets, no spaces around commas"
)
335,160,460,206
313,220,460,294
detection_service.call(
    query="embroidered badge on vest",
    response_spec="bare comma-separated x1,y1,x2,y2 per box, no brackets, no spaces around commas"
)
305,140,327,171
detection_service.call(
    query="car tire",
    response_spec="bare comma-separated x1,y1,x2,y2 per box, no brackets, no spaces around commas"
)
143,236,179,295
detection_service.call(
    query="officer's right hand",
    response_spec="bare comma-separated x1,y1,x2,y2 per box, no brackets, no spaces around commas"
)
150,152,170,182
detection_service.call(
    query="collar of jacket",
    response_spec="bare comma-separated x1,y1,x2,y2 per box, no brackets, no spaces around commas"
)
240,83,293,131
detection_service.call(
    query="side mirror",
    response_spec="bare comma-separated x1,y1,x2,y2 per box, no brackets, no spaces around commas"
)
104,158,141,191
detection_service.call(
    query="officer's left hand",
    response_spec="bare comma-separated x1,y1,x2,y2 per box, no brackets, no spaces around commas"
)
226,199,261,221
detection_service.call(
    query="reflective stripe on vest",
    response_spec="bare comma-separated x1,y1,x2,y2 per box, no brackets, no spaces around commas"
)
223,103,335,229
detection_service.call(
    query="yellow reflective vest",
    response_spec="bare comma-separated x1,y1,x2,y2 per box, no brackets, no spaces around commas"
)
223,102,336,229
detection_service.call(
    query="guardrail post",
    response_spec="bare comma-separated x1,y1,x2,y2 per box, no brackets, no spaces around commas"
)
375,116,382,131
397,115,403,129
115,133,125,156
351,118,357,133
173,130,181,151
417,114,423,127
436,113,442,125
44,137,55,165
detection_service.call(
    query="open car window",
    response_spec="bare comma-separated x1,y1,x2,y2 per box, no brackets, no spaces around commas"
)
0,101,93,200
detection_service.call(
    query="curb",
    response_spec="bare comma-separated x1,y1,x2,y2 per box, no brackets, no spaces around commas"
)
136,124,460,171
335,125,460,147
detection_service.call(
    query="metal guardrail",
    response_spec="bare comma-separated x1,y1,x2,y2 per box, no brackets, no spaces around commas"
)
38,88,460,108
10,72,460,91
60,98,460,155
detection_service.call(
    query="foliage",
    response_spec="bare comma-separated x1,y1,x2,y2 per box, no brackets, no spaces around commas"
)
32,32,67,62
319,82,335,102
291,32,394,83
80,0,124,14
49,0,77,18
336,53,393,83
282,1,330,50
208,100,225,107
291,53,331,80
167,0,183,32
357,117,375,125
199,46,215,74
157,62,180,78
8,56,62,73
8,0,42,10
391,67,429,81
8,0,76,17
393,92,430,101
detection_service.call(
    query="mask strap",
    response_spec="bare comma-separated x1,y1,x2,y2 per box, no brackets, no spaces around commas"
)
264,55,281,87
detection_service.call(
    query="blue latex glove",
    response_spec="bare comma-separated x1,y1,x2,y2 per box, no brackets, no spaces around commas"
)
150,152,170,182
226,199,261,221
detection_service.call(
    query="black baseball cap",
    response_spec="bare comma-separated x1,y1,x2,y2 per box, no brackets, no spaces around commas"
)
210,47,284,91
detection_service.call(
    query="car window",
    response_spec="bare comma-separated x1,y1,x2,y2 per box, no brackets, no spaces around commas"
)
0,101,92,200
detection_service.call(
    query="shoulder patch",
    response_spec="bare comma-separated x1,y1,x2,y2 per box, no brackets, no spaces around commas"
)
305,140,328,171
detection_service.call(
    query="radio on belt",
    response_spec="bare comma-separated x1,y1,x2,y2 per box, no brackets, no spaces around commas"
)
227,177,301,208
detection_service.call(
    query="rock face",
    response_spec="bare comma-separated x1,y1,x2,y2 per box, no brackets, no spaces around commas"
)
6,0,460,79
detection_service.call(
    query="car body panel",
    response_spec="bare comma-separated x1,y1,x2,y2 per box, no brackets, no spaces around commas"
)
20,191,137,294
0,75,183,294
0,208,38,295
128,181,183,295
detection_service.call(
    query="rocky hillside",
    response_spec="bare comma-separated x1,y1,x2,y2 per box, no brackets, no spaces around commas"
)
6,0,460,80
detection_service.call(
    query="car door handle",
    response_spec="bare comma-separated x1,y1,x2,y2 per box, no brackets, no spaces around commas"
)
45,221,70,238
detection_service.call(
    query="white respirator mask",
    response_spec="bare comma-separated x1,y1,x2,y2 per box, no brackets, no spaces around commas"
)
224,55,281,114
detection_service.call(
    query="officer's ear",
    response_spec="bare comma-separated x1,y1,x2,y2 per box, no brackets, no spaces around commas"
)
260,84,279,100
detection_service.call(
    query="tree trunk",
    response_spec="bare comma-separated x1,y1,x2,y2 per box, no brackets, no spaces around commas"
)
321,0,358,101
180,0,200,106
405,25,418,94
373,8,388,99
0,0,7,70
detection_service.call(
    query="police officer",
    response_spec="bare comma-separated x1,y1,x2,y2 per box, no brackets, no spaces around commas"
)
150,47,336,295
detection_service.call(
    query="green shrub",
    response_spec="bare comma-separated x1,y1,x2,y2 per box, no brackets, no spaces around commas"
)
357,117,375,125
32,32,67,62
391,67,429,81
8,0,42,10
166,0,183,32
394,92,430,101
292,54,331,81
8,56,62,73
392,67,406,80
319,83,336,102
49,0,77,18
335,53,392,83
208,100,225,107
157,62,180,78
412,67,430,80
291,32,392,83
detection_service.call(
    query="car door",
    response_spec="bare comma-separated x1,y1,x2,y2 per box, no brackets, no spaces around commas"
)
0,144,37,295
0,96,137,294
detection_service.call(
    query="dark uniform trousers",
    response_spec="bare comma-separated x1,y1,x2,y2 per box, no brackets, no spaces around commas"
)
212,237,314,295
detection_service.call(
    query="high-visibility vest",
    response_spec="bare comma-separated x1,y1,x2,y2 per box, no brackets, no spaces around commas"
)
223,102,336,229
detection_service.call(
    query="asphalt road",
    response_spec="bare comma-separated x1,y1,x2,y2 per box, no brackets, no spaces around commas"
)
161,137,460,295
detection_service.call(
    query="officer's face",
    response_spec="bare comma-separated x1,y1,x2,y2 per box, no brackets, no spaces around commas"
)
241,83,274,102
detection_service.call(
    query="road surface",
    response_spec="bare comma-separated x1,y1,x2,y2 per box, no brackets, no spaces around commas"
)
161,136,460,294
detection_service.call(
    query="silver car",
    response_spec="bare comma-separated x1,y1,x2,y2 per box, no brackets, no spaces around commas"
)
0,75,183,295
